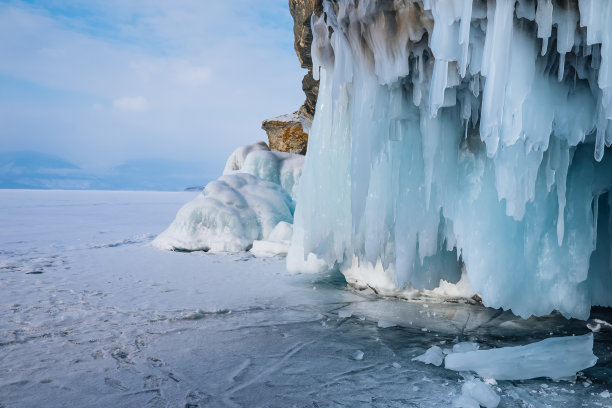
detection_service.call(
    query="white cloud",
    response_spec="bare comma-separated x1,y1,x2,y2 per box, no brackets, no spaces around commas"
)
0,0,304,173
113,96,150,112
175,63,212,86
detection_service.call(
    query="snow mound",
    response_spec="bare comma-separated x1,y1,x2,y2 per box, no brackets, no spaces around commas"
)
155,142,306,254
445,333,597,380
223,142,304,200
152,173,294,252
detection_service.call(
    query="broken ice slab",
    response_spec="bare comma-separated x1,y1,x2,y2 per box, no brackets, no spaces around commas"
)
412,345,445,366
445,333,597,380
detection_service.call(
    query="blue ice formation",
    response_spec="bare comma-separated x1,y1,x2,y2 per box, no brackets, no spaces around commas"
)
288,0,612,319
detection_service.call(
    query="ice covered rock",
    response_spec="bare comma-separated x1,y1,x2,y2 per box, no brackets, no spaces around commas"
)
224,142,304,200
412,345,445,366
152,174,294,252
288,0,612,319
155,140,308,254
445,333,597,380
240,150,304,200
222,141,270,175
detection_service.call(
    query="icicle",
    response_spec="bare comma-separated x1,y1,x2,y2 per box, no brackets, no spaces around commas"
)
593,194,600,248
558,53,566,81
459,0,474,77
535,0,553,56
479,0,516,156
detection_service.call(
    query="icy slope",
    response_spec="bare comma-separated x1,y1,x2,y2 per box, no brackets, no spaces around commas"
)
288,0,612,319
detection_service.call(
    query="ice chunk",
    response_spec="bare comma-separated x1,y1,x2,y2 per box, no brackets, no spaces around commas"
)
250,240,290,258
445,334,597,380
250,222,293,257
153,174,294,252
452,342,480,353
459,378,500,408
453,394,480,408
267,221,293,242
412,345,445,366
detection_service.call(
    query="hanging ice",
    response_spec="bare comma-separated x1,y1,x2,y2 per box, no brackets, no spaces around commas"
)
288,0,612,319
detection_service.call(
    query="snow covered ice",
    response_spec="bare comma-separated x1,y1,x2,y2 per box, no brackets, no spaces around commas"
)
288,0,612,320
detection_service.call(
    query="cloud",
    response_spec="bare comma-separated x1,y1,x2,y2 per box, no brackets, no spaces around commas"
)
175,63,212,87
113,96,150,112
0,0,305,175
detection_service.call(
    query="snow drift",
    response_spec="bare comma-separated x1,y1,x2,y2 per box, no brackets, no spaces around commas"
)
288,0,612,319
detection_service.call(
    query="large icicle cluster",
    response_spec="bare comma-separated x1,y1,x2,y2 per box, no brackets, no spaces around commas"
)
288,0,612,319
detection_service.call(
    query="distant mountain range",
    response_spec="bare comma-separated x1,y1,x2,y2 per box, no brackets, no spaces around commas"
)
0,151,212,191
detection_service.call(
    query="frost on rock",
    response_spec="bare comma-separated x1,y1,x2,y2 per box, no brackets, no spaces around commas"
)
155,143,305,253
445,333,597,380
288,0,612,319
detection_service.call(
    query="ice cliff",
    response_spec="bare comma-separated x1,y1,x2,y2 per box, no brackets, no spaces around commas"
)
288,0,612,320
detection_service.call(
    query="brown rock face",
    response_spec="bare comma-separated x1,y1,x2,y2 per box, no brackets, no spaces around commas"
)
261,1,321,155
262,113,309,155
289,0,323,119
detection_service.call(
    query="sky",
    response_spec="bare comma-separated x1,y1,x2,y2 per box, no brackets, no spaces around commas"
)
0,0,305,177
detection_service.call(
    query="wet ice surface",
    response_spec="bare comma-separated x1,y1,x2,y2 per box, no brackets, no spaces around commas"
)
1,190,612,408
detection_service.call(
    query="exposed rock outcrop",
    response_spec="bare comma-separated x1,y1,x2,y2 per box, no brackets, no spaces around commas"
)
262,113,309,155
289,0,323,119
261,0,321,155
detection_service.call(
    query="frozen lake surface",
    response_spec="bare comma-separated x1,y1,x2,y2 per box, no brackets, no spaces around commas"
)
1,190,611,407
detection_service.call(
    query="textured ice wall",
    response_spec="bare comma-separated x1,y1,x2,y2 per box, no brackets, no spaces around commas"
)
288,0,612,319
